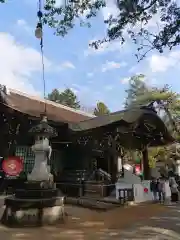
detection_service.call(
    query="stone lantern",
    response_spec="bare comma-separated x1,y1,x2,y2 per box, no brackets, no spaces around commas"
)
28,115,57,182
2,116,65,227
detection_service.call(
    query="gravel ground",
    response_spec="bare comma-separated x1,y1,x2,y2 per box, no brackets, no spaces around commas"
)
0,197,175,240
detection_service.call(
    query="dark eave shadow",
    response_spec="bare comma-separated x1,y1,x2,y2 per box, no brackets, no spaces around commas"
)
69,106,174,148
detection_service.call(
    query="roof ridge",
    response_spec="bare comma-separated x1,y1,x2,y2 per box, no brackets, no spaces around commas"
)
8,88,95,118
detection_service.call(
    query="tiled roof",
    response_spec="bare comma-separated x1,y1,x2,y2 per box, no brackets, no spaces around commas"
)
4,89,95,123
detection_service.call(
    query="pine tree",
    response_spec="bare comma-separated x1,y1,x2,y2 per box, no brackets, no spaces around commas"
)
125,74,180,173
94,102,110,116
47,88,80,109
124,74,148,108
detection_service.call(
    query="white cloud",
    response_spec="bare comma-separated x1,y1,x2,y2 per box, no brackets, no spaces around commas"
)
84,38,126,56
121,77,130,84
104,85,113,91
0,32,52,95
69,87,78,94
128,65,138,73
60,61,75,69
121,74,145,84
149,55,172,73
149,50,180,73
102,0,119,21
54,0,63,7
87,72,94,77
16,19,33,35
101,61,127,72
70,83,103,103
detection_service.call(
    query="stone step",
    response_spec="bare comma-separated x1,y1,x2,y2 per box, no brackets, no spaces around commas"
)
65,196,122,211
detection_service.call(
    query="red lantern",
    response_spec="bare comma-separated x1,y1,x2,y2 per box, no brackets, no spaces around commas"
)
144,187,148,193
2,156,23,176
135,164,141,174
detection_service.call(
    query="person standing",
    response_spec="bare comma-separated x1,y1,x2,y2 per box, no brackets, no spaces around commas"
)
163,178,171,205
157,177,165,203
150,178,158,201
169,172,179,202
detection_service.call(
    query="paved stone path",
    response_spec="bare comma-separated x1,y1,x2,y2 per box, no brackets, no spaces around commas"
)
0,201,180,239
118,204,180,239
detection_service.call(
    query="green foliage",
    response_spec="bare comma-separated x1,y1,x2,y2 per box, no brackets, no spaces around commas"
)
148,147,167,168
47,88,80,109
124,74,148,108
125,74,180,165
94,101,110,116
43,0,106,36
134,84,180,136
1,0,180,59
92,0,180,60
125,75,179,118
44,0,180,60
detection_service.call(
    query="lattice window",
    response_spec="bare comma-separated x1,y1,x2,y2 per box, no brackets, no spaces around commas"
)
50,150,61,172
15,146,61,174
15,146,35,173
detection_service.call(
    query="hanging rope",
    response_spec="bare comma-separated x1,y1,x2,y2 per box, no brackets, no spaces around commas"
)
36,0,46,114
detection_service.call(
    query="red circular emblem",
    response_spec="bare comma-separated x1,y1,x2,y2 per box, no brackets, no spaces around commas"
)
2,157,23,176
144,187,148,193
135,164,141,174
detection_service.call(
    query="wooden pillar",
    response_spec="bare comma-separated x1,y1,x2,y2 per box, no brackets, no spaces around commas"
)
111,154,118,183
110,139,118,183
142,148,150,180
121,156,124,178
0,112,10,157
7,117,19,156
107,155,110,174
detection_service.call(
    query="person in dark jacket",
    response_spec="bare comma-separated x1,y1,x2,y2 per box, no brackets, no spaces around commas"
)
169,171,179,202
150,177,158,201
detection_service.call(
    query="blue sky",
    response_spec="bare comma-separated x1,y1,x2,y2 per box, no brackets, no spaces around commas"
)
0,0,180,113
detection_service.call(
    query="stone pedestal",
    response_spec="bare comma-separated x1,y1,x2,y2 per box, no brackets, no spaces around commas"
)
1,182,65,227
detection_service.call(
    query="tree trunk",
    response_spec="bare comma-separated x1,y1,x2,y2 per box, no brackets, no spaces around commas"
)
142,148,150,180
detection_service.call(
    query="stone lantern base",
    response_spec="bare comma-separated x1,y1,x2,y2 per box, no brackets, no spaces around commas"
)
1,182,65,227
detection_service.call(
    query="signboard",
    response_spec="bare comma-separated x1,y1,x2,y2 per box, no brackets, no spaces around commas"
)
2,156,23,176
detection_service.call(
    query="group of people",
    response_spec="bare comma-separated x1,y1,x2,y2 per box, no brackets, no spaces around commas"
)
150,173,179,204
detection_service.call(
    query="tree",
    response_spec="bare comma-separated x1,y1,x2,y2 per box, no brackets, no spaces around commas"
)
91,0,180,60
2,1,180,60
124,74,148,108
133,84,180,135
125,75,180,132
47,88,60,102
47,88,80,109
124,74,180,174
125,74,180,138
43,0,180,60
94,101,110,116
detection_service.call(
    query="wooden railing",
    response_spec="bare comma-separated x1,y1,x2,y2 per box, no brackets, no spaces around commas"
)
56,182,114,198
